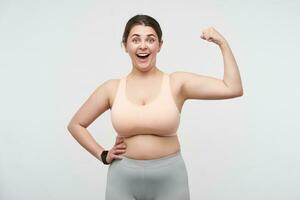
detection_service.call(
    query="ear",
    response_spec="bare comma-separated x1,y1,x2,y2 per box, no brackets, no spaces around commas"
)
123,43,128,53
158,40,163,52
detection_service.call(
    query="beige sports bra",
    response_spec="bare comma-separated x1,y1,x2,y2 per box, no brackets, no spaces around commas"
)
110,72,181,138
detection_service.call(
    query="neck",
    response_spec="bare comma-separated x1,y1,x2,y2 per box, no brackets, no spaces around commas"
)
129,66,163,79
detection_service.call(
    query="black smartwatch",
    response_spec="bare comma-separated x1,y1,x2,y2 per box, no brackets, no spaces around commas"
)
100,150,110,165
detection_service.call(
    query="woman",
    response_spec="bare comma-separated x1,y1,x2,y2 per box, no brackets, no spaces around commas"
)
67,14,243,200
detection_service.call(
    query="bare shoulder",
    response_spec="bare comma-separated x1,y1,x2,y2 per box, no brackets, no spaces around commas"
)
168,71,190,90
169,71,195,80
104,78,120,91
102,78,121,108
67,78,120,128
169,71,188,84
168,71,187,101
91,78,120,108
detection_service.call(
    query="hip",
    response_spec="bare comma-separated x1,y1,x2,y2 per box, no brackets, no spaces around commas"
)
120,134,181,160
106,149,190,199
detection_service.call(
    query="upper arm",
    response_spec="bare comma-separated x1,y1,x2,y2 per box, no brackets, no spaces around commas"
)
67,79,113,128
173,71,243,100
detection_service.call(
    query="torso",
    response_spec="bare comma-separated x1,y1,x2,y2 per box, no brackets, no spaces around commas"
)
108,71,186,160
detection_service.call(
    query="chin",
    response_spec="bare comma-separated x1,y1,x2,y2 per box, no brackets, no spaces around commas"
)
137,66,152,72
134,62,153,71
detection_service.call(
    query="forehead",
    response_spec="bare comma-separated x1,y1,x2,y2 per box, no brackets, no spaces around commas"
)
128,25,158,37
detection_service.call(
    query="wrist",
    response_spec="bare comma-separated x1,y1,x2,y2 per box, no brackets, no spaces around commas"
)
100,150,110,165
98,149,105,161
219,39,229,49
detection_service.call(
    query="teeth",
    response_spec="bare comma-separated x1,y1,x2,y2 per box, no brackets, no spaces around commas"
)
137,53,149,56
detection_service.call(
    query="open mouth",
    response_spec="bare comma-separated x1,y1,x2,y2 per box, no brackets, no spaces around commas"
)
136,53,150,59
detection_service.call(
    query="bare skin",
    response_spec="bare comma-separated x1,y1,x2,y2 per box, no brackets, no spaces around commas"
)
67,25,243,163
107,68,185,160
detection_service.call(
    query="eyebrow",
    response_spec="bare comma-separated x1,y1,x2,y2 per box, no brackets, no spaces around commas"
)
130,34,156,38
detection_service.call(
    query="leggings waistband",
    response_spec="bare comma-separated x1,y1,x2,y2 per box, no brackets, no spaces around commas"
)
117,150,182,168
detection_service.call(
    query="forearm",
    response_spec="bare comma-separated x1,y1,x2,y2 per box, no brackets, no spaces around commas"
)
67,124,105,161
219,41,243,94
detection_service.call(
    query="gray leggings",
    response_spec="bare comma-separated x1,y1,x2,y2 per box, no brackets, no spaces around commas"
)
105,150,190,200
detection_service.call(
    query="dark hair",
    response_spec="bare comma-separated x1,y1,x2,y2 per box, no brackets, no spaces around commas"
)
122,14,163,47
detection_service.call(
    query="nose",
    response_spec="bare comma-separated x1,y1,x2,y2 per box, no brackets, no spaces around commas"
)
139,41,147,49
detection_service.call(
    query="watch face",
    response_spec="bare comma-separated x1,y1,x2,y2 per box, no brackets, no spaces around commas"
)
101,151,109,164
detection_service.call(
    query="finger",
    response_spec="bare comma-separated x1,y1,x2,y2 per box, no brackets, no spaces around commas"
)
202,33,208,40
112,154,123,160
115,136,124,145
115,136,123,142
114,149,127,154
116,142,127,149
115,142,126,150
111,146,125,154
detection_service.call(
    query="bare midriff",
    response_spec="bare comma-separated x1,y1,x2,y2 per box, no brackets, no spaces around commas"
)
120,134,181,160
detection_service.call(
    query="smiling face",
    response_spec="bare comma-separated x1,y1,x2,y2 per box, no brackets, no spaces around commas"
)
125,25,163,72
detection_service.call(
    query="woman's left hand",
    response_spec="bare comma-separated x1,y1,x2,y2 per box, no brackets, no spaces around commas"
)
200,27,227,46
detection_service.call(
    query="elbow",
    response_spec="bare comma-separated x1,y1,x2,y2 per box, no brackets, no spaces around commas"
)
67,122,77,132
224,82,244,97
230,87,243,97
67,117,79,131
239,86,244,96
235,89,244,97
67,122,85,133
67,124,73,133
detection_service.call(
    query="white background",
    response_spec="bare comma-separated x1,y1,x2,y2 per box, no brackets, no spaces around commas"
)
1,0,299,199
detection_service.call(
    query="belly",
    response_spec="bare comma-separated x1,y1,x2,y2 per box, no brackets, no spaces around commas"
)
120,134,181,160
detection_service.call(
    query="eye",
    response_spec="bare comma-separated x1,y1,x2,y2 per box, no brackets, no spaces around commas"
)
132,38,139,43
148,38,155,43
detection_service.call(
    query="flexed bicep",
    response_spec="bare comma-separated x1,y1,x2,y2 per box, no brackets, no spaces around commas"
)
177,71,242,100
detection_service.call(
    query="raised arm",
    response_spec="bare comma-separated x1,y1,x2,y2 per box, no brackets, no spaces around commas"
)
177,27,243,100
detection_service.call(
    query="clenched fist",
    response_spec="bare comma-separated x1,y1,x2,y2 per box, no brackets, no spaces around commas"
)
200,27,227,46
